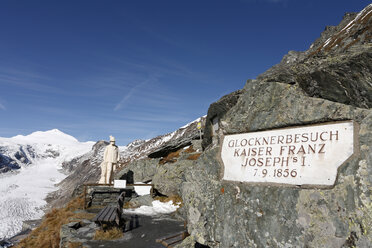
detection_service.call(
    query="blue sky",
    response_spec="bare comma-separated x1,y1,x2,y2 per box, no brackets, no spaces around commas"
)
0,0,370,145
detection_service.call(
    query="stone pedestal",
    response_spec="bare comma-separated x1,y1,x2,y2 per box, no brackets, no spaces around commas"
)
87,186,135,207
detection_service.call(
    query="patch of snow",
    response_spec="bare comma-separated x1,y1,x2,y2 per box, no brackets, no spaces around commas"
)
180,115,206,129
341,5,372,34
123,200,180,216
323,38,332,48
360,8,372,23
0,158,66,238
341,20,355,34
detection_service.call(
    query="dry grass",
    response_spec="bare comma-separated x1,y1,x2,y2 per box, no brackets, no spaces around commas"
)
159,150,181,165
123,201,140,209
15,195,94,248
93,227,123,240
68,242,83,248
155,195,183,207
159,145,200,165
184,145,196,153
186,153,201,161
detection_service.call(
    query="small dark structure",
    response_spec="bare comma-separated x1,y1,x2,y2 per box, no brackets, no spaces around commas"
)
92,191,125,227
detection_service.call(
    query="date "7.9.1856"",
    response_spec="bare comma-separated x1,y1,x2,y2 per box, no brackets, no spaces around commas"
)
253,168,298,178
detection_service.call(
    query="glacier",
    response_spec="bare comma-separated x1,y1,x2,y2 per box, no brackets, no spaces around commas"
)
0,129,94,239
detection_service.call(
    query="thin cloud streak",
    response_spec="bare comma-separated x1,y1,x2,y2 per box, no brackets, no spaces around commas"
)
0,67,66,95
114,75,158,111
0,102,5,110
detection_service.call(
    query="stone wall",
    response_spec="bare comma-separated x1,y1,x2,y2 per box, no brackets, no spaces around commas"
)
87,186,131,207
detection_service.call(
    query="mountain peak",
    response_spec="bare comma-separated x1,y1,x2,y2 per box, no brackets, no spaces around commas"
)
10,129,80,145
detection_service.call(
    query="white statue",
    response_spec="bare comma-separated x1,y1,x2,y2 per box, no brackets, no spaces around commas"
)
99,135,120,184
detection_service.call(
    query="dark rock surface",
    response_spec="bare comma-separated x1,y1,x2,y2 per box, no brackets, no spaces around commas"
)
0,145,34,173
87,186,130,207
202,90,243,150
148,117,206,158
258,4,372,109
0,154,19,173
115,158,160,183
152,159,196,197
60,219,99,248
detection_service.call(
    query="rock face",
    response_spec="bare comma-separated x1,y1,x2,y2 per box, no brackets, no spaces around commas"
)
148,116,206,158
116,158,160,183
181,81,371,247
258,4,372,109
202,90,243,150
59,220,98,248
116,141,202,197
178,4,372,248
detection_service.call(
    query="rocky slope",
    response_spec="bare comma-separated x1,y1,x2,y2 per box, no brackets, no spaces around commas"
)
258,3,372,109
47,116,205,208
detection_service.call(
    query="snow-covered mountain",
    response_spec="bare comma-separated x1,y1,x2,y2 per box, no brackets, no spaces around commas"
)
0,129,94,173
0,129,94,239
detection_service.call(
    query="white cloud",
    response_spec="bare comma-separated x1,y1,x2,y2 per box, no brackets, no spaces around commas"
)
0,102,5,110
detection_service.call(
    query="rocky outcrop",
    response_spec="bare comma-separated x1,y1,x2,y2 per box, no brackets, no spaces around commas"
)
202,90,243,150
59,220,98,248
116,158,160,183
0,145,36,173
0,154,20,173
180,80,372,247
153,158,196,197
148,116,206,158
258,4,372,109
116,141,202,197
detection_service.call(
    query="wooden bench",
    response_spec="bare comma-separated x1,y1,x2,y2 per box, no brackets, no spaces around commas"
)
92,191,125,227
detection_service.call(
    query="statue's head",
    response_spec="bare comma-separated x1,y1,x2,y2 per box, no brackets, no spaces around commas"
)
109,135,115,144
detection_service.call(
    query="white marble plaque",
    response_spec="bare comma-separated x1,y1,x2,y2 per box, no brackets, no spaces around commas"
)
220,121,355,186
114,180,127,189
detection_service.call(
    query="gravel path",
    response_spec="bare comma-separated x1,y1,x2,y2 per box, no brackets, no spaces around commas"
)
85,213,185,248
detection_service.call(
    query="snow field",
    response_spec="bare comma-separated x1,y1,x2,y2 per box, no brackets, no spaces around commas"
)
123,200,180,216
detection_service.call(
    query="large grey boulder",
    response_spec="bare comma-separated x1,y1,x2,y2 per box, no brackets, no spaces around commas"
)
180,80,372,247
202,90,243,150
115,158,160,183
153,159,196,196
